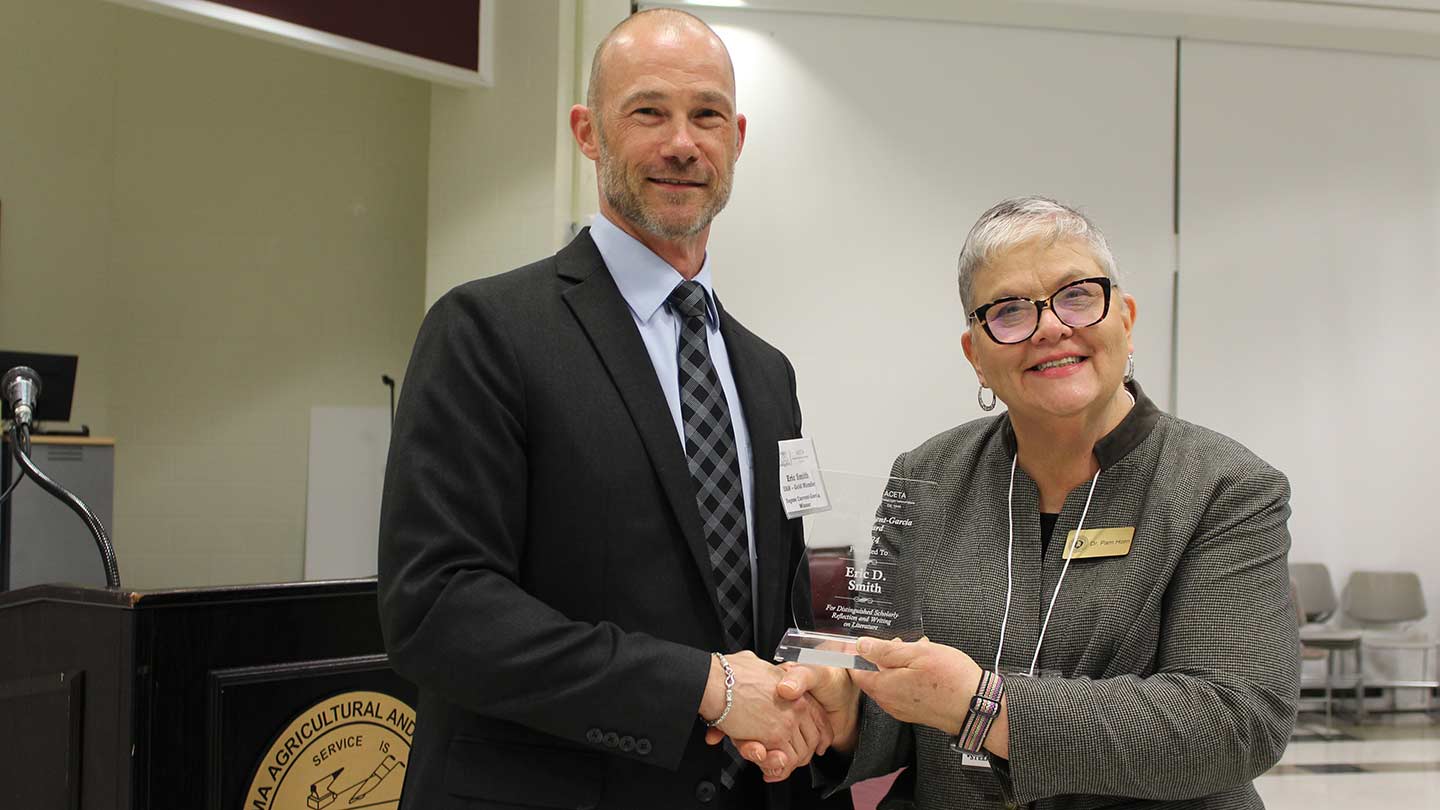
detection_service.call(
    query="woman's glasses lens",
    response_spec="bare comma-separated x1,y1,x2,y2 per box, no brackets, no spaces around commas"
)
987,301,1035,343
1053,280,1107,324
983,279,1109,344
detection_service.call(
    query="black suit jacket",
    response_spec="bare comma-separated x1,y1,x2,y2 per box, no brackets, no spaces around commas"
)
378,231,820,809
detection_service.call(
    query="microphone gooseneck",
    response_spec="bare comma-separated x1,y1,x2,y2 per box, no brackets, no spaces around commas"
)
3,365,121,588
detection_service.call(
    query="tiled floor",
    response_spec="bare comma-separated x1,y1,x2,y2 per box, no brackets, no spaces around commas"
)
1255,711,1440,809
852,710,1439,810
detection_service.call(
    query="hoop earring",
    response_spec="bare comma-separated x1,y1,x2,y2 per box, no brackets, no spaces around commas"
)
1124,352,1135,383
978,385,997,412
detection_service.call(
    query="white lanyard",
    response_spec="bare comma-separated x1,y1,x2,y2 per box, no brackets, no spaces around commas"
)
992,389,1134,675
992,455,1101,676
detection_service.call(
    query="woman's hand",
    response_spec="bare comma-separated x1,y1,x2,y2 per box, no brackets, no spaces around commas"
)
849,637,981,735
775,662,862,753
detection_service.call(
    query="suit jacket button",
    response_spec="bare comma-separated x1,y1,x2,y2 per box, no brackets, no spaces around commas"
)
636,738,652,756
603,732,620,748
619,735,636,752
585,728,604,745
695,780,717,803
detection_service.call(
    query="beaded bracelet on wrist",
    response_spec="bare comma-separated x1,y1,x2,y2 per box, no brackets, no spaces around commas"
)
706,652,736,728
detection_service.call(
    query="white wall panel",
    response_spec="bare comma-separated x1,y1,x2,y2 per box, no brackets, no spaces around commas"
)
681,7,1177,474
1179,40,1440,633
305,407,390,581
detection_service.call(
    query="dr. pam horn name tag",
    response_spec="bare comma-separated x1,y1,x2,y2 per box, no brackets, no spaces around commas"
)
1062,526,1135,560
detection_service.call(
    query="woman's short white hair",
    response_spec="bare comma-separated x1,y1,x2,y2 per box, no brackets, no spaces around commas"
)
956,196,1120,313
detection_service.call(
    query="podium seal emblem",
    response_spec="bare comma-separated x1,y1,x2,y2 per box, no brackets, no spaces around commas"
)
245,690,414,809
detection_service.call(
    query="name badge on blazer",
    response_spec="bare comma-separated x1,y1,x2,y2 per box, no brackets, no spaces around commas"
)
1062,526,1135,560
778,438,831,518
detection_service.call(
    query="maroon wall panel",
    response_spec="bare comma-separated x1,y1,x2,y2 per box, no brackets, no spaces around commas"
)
214,0,480,70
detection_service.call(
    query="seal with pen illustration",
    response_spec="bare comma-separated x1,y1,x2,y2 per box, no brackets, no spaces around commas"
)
245,690,414,809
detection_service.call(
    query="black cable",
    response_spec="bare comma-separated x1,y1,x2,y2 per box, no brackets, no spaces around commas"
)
8,423,121,588
0,449,21,501
382,374,396,427
1,417,24,501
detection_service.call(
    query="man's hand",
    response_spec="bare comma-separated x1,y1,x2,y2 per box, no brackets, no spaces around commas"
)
698,652,833,780
706,661,862,782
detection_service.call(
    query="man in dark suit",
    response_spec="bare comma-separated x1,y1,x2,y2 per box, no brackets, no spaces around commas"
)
378,8,833,809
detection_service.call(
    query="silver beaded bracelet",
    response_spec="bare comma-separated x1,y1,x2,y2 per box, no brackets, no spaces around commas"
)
705,652,736,728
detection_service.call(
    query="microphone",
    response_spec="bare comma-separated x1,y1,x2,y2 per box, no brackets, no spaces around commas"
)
2,366,42,427
1,365,121,588
381,374,396,426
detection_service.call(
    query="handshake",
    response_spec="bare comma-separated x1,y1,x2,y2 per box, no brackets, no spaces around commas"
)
695,650,859,782
694,638,1001,782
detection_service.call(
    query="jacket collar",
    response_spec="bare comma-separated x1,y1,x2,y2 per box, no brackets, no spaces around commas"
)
1001,380,1161,470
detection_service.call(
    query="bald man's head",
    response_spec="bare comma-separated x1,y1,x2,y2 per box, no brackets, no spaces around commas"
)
586,8,736,116
570,7,746,244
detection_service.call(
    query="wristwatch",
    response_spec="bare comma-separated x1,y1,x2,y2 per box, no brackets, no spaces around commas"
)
950,669,1004,755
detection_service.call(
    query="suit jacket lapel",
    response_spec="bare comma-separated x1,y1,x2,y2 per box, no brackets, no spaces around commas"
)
717,299,793,652
556,232,728,628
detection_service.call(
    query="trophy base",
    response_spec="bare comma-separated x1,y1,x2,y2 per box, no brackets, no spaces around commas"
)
772,629,879,671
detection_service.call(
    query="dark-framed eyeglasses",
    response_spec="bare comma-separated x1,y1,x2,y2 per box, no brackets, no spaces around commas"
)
968,276,1113,345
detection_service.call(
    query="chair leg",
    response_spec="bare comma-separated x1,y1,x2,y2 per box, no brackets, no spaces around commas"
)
1422,639,1434,709
1356,643,1366,724
1425,645,1436,715
1324,649,1335,732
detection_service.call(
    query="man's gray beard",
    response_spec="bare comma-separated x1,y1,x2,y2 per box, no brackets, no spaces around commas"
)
597,138,734,240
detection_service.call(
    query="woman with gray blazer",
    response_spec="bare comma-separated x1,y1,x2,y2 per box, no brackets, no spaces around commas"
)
735,197,1299,809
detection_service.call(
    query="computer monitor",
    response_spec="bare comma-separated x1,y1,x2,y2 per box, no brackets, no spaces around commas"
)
0,351,78,423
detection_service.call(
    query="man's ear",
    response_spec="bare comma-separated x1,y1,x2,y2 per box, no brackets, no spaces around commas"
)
571,105,600,161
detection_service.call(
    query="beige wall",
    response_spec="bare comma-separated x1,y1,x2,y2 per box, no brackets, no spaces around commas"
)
572,0,632,228
0,0,118,427
425,0,627,305
0,0,430,588
425,0,573,305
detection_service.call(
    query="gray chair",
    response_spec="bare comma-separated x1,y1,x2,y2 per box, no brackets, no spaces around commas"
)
1341,570,1438,713
1291,561,1340,623
1291,573,1364,727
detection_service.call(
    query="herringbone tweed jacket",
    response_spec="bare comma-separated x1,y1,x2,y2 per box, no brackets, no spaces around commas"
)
836,382,1299,809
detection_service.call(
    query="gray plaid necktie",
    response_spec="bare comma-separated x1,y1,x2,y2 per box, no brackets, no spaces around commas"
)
668,281,754,650
668,280,753,789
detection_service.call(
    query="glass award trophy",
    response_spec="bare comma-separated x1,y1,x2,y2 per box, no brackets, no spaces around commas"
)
773,471,941,671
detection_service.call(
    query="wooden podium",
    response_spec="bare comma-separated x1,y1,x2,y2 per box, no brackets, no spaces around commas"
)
0,579,416,810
